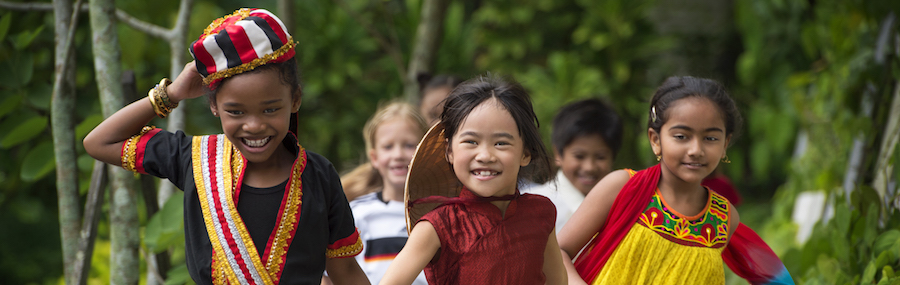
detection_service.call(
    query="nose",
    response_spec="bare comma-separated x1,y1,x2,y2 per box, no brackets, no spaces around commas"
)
475,145,496,163
242,116,267,134
582,158,597,172
687,138,703,157
390,145,406,160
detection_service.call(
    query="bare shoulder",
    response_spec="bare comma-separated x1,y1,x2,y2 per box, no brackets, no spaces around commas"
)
559,169,633,256
409,220,440,247
585,169,632,201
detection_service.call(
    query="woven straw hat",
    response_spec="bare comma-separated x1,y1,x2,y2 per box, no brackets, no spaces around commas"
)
404,121,461,232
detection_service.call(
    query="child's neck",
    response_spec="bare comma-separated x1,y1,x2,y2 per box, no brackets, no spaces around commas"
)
380,183,404,203
491,200,512,217
242,144,294,188
657,173,708,217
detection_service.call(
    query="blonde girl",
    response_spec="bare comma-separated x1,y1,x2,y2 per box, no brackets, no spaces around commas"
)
342,102,429,284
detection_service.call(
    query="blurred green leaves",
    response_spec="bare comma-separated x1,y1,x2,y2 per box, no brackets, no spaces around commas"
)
144,191,185,254
734,0,900,283
0,116,47,148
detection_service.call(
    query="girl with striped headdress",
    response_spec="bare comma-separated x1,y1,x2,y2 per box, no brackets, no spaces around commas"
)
84,8,369,284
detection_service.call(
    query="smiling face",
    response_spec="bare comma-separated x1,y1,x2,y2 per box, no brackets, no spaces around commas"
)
210,69,301,165
556,134,614,195
447,98,531,197
369,118,422,193
649,97,729,186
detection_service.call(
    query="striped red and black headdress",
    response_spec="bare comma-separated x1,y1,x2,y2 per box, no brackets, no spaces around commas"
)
189,8,296,89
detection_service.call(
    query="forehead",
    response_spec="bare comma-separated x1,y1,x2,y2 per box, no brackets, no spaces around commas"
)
663,97,726,131
422,86,452,103
564,134,610,153
374,119,422,141
215,69,292,103
456,98,519,136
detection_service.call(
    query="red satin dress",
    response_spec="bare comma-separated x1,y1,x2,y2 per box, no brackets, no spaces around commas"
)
419,188,555,284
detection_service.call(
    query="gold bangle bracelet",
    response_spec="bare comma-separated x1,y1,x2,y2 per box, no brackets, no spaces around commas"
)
148,86,168,118
158,78,178,110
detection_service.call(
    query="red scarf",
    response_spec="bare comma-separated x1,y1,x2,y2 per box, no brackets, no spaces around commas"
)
573,164,793,284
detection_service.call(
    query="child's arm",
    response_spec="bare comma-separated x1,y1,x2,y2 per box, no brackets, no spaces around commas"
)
324,257,370,285
379,221,440,285
83,62,205,165
557,169,630,284
727,202,741,242
543,229,567,285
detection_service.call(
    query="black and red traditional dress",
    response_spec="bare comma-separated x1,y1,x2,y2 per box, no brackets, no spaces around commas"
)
122,127,362,284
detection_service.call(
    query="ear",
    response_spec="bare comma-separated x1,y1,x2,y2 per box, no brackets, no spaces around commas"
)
444,139,453,163
723,134,732,156
648,128,661,156
553,146,562,167
368,148,377,164
210,102,219,117
290,88,303,112
520,150,532,167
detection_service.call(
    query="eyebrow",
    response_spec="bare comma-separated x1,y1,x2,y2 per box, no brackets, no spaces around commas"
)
669,125,724,133
222,98,283,107
459,131,515,139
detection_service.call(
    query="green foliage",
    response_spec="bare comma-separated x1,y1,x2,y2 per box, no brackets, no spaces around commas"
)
780,193,900,284
21,141,56,182
732,0,900,283
1,116,48,148
144,191,185,253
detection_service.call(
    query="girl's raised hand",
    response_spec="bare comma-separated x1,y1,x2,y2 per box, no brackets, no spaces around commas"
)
167,61,206,103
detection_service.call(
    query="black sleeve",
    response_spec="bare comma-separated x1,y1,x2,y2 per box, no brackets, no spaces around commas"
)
139,130,193,190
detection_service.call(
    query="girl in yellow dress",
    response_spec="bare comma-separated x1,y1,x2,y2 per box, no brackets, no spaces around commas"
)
558,76,793,285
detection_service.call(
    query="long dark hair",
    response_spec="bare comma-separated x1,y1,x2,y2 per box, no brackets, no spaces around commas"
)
439,74,553,184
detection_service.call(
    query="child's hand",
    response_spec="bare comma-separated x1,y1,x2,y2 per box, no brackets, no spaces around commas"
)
167,61,205,103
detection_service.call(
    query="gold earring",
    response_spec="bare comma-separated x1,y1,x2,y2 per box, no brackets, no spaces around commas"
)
655,154,661,162
721,154,731,164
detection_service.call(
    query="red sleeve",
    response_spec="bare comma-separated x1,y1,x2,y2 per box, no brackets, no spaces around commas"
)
121,127,161,174
326,228,362,258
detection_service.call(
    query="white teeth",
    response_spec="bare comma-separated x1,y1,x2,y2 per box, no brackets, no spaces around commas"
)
474,170,497,176
244,137,270,147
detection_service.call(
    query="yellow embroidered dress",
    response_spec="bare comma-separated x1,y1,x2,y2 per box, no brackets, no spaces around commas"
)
592,187,731,284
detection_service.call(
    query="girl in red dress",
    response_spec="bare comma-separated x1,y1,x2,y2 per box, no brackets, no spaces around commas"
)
379,75,568,284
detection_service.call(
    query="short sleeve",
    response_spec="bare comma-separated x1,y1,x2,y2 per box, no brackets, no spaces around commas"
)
121,128,192,189
418,205,454,258
322,156,363,258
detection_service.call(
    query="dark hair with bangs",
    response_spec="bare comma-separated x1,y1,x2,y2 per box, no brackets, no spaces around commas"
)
648,76,742,144
551,99,623,157
439,74,553,184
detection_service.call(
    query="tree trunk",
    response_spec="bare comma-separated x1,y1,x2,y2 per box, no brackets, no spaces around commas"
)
873,80,900,205
403,0,451,102
52,0,81,284
158,0,193,211
151,3,192,283
73,161,108,285
89,0,140,283
277,0,294,35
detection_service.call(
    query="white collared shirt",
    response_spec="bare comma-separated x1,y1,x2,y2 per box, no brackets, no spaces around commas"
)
521,170,586,233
